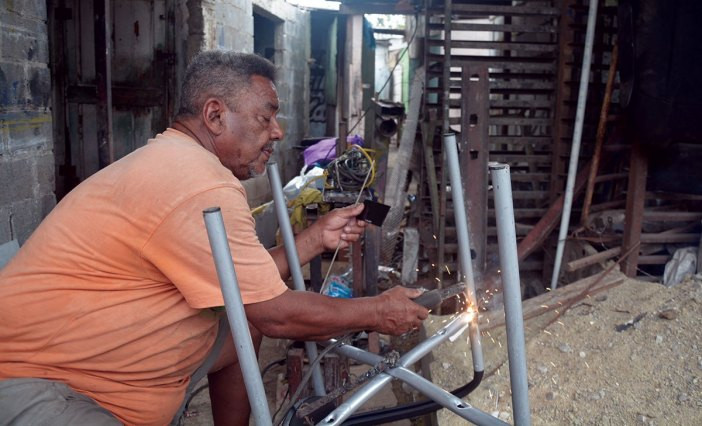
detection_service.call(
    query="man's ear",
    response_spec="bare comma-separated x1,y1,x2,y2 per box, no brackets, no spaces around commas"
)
202,98,227,135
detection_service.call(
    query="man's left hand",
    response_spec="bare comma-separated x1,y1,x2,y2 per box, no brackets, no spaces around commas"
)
316,204,367,251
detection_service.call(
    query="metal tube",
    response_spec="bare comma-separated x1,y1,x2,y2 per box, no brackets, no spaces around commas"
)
266,162,326,396
320,313,472,425
443,133,484,372
203,207,272,425
391,368,509,426
490,163,531,426
550,0,599,290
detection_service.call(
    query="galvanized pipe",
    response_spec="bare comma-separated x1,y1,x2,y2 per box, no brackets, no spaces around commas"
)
203,207,272,425
391,367,509,426
320,313,473,425
442,133,484,372
550,0,599,290
266,162,326,396
490,163,531,426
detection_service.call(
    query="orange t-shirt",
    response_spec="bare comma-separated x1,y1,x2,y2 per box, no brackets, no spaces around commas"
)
0,129,287,425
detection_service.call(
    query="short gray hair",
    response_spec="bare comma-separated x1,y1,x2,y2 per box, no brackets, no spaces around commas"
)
178,50,276,116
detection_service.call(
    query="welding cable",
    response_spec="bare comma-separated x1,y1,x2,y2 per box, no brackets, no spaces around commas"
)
341,370,484,425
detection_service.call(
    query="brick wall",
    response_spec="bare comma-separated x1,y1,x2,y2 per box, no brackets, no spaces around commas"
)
0,1,56,245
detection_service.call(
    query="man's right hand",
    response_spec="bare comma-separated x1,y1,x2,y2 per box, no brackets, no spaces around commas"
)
372,286,430,335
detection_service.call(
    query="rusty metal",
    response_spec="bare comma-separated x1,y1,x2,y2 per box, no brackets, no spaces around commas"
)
581,43,619,226
460,65,490,278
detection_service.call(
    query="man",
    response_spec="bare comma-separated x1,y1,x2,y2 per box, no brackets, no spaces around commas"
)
0,51,428,425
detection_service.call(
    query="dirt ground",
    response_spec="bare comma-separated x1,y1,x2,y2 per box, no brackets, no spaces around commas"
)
428,272,702,426
184,270,702,425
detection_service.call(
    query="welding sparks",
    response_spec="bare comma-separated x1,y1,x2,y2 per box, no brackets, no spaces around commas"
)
445,265,451,274
585,361,590,369
543,330,553,335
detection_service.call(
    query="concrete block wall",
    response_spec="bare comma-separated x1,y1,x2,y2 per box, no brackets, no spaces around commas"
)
0,1,56,246
184,0,309,207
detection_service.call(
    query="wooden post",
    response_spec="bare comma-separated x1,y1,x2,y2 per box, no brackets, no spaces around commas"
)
94,0,114,168
286,348,306,398
621,141,648,277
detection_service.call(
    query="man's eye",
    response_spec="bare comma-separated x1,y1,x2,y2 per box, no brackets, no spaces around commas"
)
259,116,271,124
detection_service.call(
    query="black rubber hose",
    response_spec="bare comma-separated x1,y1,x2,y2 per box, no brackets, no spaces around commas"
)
341,370,484,425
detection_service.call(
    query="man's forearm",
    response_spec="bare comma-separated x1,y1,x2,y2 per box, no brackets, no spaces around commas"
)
246,290,377,340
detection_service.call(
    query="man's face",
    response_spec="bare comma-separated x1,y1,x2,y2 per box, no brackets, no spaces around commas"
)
215,75,283,180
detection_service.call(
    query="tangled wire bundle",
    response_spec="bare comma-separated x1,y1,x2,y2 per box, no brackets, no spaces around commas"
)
325,146,376,192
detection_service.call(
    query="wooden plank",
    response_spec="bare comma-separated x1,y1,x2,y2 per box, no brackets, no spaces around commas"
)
637,255,670,265
428,22,558,33
429,39,558,53
566,246,621,272
517,159,592,261
639,233,700,244
382,68,424,261
490,136,552,147
402,228,419,284
447,4,560,16
488,99,554,109
427,55,556,72
643,211,702,222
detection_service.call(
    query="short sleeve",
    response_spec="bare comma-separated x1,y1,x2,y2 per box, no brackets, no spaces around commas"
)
141,185,287,309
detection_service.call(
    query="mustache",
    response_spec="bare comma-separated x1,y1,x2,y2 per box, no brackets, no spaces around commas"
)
263,142,275,152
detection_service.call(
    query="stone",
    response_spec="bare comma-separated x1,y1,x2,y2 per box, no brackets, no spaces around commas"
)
658,309,678,320
559,344,573,353
579,351,586,358
545,391,556,401
537,364,549,374
678,393,689,403
655,335,663,344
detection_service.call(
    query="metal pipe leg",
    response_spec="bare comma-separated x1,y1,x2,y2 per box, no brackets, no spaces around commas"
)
391,368,509,426
266,162,326,396
490,163,531,426
203,207,272,425
443,133,485,373
320,313,473,425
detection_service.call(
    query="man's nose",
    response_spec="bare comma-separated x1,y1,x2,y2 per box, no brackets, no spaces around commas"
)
270,117,284,141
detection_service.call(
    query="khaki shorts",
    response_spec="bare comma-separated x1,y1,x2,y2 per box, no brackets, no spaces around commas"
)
0,378,121,426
